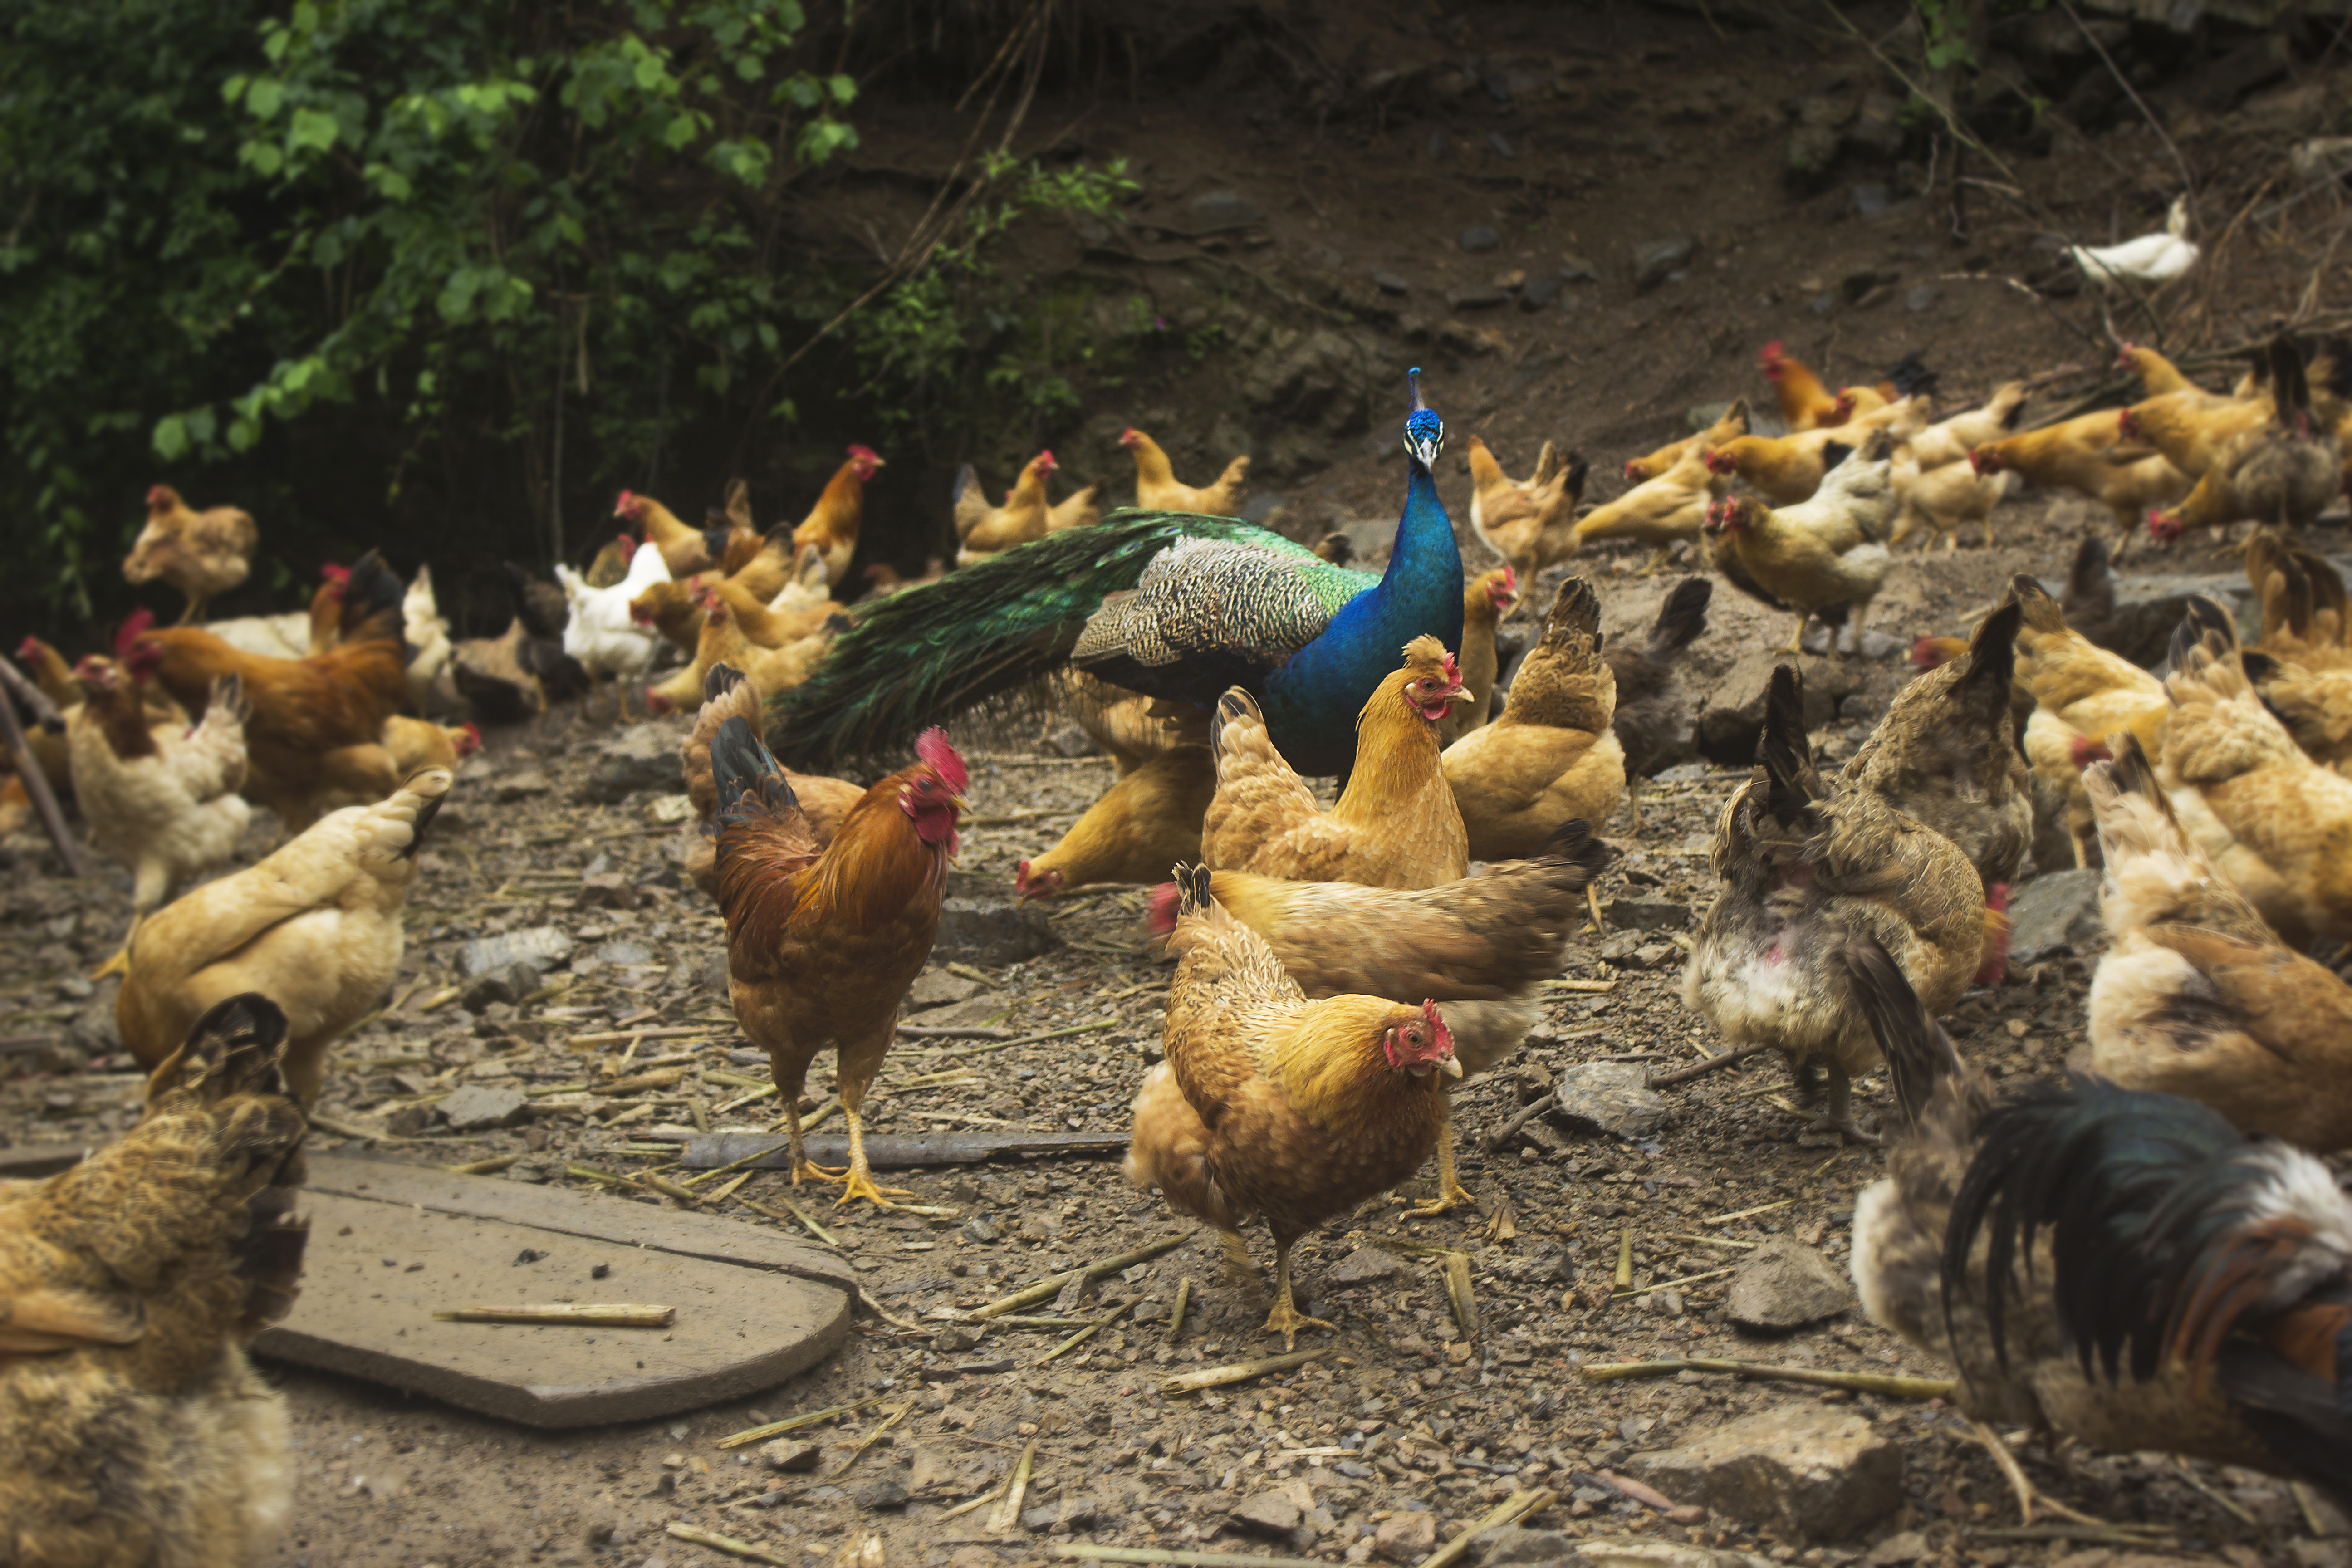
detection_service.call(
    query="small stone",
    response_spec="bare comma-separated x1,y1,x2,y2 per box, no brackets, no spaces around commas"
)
493,768,553,803
1372,271,1411,295
1607,899,1692,932
594,939,653,968
1865,1530,1929,1565
460,961,540,1014
1728,1238,1854,1330
1520,274,1561,310
645,792,694,824
1630,235,1695,292
578,872,641,911
1808,291,1838,316
2007,869,2104,965
1376,1510,1438,1562
1631,943,1676,972
932,896,1060,966
439,1084,530,1133
1232,1492,1304,1538
762,1439,822,1472
857,1479,909,1511
906,967,980,1010
1445,289,1507,311
932,1324,985,1354
961,1218,1000,1243
1478,1526,1591,1568
1552,1062,1670,1139
1019,1211,1061,1242
1904,284,1940,313
1328,1245,1406,1285
1634,1405,1901,1537
1189,191,1264,231
458,926,575,978
1487,132,1516,158
1848,182,1892,217
1558,254,1600,282
583,725,686,804
1785,125,1842,189
1458,226,1502,253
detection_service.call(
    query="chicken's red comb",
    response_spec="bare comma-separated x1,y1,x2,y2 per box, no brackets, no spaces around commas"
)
15,634,41,662
2069,735,2112,769
321,563,350,583
457,722,483,758
114,608,155,657
915,728,968,794
848,443,882,464
614,490,637,516
1145,881,1181,936
1441,650,1462,685
1034,450,1057,470
1501,565,1517,593
1421,1000,1455,1058
1760,340,1787,375
1705,448,1737,475
146,484,171,505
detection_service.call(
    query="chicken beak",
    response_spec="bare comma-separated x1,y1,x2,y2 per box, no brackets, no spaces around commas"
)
948,795,970,817
1438,1054,1462,1079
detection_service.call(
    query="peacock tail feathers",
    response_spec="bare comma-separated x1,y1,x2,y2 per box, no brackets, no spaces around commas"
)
769,510,1310,771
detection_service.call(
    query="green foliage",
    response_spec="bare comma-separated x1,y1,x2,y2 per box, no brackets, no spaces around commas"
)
1,0,860,631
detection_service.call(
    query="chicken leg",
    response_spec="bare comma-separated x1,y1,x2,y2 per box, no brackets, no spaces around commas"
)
1779,612,1811,656
1261,1231,1335,1351
1407,1118,1480,1217
801,1031,911,1208
1634,545,1676,578
1805,1064,1880,1146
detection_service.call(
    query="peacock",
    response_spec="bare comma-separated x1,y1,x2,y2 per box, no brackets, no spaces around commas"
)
772,371,1464,779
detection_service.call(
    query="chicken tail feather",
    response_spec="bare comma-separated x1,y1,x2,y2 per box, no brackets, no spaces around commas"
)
1842,934,1961,1130
710,715,800,827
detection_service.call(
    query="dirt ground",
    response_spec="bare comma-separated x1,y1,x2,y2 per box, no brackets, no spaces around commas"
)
9,2,2352,1565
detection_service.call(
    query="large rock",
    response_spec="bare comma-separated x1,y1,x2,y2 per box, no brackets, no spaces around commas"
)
1695,652,1865,772
1376,1510,1437,1563
1327,1245,1406,1286
1725,1238,1853,1331
906,968,981,1011
439,1084,529,1133
1230,1490,1304,1538
581,725,682,804
459,926,574,977
932,896,1061,967
1551,1062,1669,1140
1632,1405,1902,1539
2007,869,2103,966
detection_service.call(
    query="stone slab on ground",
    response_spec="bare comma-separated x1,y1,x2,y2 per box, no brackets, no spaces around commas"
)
0,1142,93,1180
1630,1404,1903,1538
1726,1238,1854,1331
301,1153,857,1293
255,1186,850,1426
1551,1062,1671,1139
2007,868,2104,966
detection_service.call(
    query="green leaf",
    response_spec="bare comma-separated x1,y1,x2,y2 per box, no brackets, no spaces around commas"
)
152,415,189,461
241,140,286,176
227,416,262,452
663,111,700,149
289,107,339,152
246,78,285,120
827,73,857,106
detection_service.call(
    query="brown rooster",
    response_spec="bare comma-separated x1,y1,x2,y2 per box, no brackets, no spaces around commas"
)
708,710,967,1207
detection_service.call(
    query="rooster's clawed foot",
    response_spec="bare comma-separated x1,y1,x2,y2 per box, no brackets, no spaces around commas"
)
1261,1297,1337,1352
1407,1180,1480,1219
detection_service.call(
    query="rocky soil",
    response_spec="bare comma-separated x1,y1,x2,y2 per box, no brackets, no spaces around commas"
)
10,0,2352,1564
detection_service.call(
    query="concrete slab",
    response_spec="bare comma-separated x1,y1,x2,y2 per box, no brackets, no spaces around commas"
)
303,1153,858,1294
254,1189,850,1427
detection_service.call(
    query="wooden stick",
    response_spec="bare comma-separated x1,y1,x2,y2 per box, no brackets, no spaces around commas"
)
1055,1549,1330,1568
1701,1197,1796,1225
435,1303,674,1327
736,1194,840,1249
1411,1488,1556,1568
987,1439,1036,1532
309,1113,426,1143
0,657,63,728
1157,1349,1324,1395
1441,1251,1479,1343
1576,1357,1954,1400
1034,1303,1127,1367
1540,979,1617,993
1664,1232,1756,1250
715,1395,890,1449
1648,1043,1773,1088
897,1024,1013,1039
665,1522,794,1566
1610,1265,1735,1298
942,1016,1118,1058
834,1400,916,1475
1483,1092,1556,1153
1614,1229,1633,1288
969,1232,1191,1319
0,688,83,877
441,1154,522,1176
681,1137,794,1188
940,1480,1008,1520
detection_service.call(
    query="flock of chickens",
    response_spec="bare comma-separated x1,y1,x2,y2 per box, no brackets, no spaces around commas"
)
8,328,2352,1558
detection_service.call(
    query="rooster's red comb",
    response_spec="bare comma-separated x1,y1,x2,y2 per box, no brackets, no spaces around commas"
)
848,444,883,465
915,728,968,795
114,608,155,658
1760,340,1787,370
614,490,637,516
1421,1000,1455,1056
321,562,350,583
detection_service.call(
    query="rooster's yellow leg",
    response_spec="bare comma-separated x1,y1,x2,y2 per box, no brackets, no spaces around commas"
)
1260,1235,1336,1351
776,1098,841,1187
1778,612,1810,656
1634,546,1673,577
1408,1118,1479,1217
827,1102,913,1208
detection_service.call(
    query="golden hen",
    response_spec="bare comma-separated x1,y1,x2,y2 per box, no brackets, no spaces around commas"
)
123,485,258,624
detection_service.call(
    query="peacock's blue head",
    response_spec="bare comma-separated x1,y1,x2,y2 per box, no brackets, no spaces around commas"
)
1403,368,1444,466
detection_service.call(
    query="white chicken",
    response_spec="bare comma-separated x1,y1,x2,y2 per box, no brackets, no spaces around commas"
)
402,564,459,715
557,536,671,718
2068,196,2198,290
